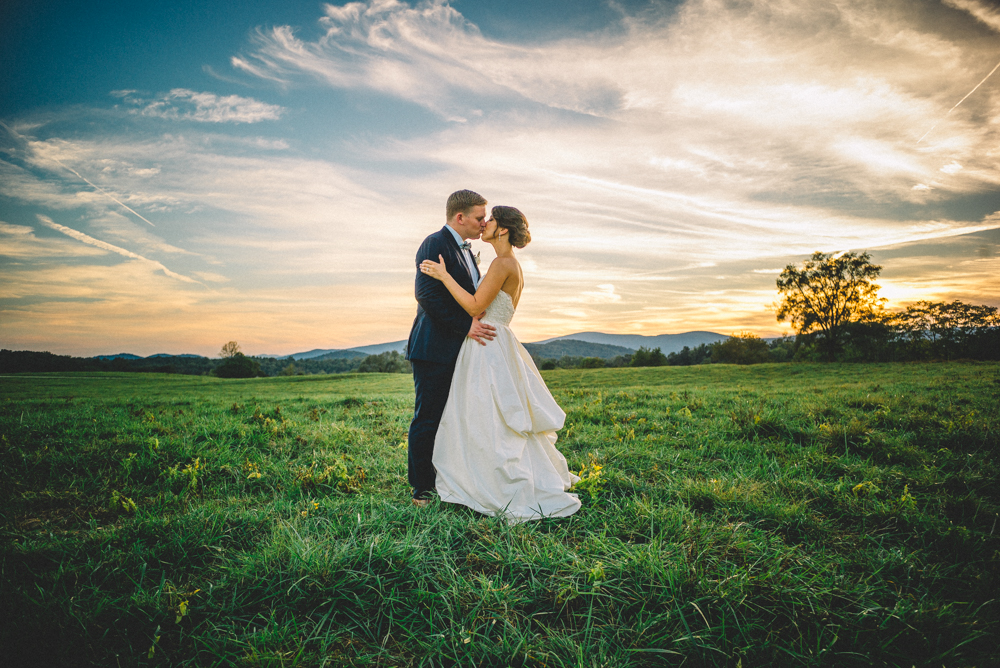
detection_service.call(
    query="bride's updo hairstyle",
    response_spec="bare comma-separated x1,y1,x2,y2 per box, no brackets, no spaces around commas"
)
492,206,531,248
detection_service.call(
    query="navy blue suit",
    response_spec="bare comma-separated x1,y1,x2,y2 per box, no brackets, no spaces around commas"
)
405,226,480,494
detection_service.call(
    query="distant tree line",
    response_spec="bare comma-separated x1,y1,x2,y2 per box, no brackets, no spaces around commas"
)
262,356,365,376
0,342,410,378
531,335,796,369
536,353,634,371
357,351,411,373
0,350,219,375
807,300,1000,362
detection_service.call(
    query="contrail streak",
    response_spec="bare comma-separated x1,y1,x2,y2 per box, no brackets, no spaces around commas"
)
37,215,201,284
42,155,158,227
0,120,156,227
918,58,1000,143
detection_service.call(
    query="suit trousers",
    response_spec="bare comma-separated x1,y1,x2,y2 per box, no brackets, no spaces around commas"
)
408,358,458,494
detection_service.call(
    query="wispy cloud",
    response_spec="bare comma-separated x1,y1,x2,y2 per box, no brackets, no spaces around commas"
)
114,89,284,123
11,131,386,247
0,221,33,236
0,219,105,259
239,0,1000,204
36,215,200,283
234,1,622,120
580,284,622,304
943,0,1000,32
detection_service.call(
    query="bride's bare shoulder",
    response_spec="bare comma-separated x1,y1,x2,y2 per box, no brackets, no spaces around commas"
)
489,256,519,274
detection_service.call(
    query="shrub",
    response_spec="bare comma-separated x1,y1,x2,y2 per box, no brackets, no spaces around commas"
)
766,336,796,362
357,351,411,373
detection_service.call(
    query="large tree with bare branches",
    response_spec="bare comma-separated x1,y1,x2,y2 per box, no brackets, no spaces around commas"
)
220,341,241,358
776,251,884,361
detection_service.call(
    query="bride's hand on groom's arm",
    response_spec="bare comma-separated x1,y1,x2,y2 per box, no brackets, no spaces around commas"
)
419,255,448,281
468,317,496,346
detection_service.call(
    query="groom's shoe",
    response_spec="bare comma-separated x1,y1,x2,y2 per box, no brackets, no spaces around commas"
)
412,488,434,507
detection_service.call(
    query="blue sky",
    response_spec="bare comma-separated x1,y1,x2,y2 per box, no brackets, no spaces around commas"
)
2,0,999,356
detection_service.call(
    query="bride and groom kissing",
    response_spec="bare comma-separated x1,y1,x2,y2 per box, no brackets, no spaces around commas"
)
405,189,582,523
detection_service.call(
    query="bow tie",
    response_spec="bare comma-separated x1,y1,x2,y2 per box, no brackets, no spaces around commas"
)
459,242,471,251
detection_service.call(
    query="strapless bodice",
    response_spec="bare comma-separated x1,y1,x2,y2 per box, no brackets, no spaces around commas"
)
483,290,515,326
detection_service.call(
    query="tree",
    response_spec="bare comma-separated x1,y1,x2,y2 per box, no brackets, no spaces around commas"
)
220,341,241,358
712,332,771,364
630,346,667,367
215,352,262,378
776,251,885,362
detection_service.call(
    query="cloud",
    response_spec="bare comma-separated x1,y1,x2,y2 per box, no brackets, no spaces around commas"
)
191,271,230,283
943,0,1000,32
580,284,622,304
115,89,284,123
0,221,33,236
237,0,1000,205
234,0,623,120
940,161,963,174
36,215,200,283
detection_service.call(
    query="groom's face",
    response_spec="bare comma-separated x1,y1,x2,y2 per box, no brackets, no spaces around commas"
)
455,205,487,240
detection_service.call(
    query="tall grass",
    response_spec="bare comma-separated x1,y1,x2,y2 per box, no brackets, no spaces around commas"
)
1,363,998,666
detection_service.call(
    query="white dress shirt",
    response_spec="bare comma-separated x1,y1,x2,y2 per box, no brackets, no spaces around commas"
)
445,225,481,287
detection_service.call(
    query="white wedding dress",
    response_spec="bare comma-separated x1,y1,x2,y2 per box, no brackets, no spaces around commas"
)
432,290,581,523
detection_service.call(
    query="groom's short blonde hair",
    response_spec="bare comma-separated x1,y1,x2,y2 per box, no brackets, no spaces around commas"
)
446,189,487,221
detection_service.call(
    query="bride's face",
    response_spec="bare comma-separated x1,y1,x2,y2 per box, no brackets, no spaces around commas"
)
482,215,502,242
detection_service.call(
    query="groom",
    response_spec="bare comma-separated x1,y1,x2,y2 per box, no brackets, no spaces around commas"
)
405,189,497,506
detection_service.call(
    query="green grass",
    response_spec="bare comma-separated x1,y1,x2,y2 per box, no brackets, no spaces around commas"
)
1,363,998,667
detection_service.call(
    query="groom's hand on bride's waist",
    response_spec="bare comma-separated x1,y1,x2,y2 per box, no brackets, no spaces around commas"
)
468,317,497,346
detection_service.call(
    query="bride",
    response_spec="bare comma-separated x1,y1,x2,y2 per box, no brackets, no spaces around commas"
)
419,205,581,523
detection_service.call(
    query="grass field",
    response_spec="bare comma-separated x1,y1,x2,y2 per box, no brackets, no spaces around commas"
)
1,363,998,667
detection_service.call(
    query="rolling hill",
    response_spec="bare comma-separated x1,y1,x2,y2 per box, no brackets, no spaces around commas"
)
521,339,634,360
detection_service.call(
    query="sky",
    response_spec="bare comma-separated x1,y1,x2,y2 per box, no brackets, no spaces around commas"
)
2,0,999,357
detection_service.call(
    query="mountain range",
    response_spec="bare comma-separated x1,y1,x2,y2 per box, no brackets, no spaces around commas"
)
90,331,729,361
533,331,730,354
93,352,205,360
263,340,407,360
260,331,732,360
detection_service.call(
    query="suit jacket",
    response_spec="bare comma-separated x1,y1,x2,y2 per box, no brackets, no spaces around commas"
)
406,226,480,364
